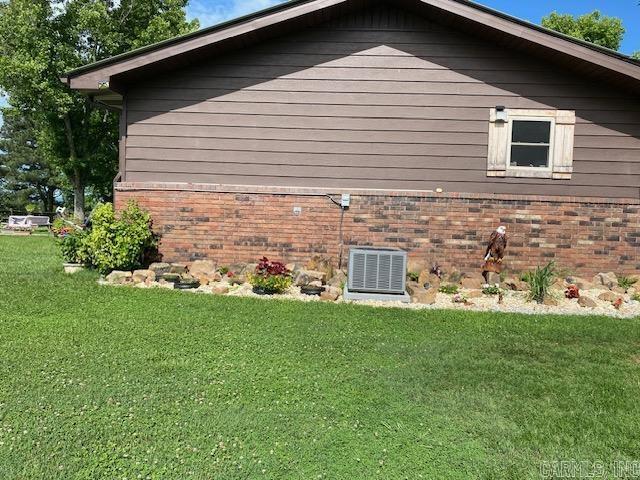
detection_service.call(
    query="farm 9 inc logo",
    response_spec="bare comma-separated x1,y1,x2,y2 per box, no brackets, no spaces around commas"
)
540,460,640,478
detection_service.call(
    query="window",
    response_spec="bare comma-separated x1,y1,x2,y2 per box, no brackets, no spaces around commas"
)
487,109,575,179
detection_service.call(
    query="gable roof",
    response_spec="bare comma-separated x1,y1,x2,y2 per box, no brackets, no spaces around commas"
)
62,0,640,105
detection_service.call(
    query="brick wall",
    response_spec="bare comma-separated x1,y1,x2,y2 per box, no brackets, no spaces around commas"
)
115,183,640,276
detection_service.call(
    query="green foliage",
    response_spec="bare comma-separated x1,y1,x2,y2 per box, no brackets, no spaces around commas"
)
0,108,63,212
57,228,86,264
524,261,557,304
541,11,625,50
0,0,199,218
407,271,420,282
218,266,229,275
482,285,501,296
618,276,638,292
632,293,640,302
81,201,156,274
248,273,293,294
439,284,459,295
633,52,640,60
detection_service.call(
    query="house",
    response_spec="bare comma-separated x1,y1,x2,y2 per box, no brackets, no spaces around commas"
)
63,0,640,275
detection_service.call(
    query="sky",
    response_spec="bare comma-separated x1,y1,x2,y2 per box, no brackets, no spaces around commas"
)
1,0,638,127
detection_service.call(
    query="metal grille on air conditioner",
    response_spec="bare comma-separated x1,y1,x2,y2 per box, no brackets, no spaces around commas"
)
347,247,407,295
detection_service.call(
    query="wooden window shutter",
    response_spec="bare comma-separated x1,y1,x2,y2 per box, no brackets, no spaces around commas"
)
551,110,576,179
487,108,508,177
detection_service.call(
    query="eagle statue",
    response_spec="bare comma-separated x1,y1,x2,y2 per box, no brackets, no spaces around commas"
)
484,226,507,262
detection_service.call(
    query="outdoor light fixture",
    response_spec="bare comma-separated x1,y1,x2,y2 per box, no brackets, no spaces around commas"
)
495,105,508,123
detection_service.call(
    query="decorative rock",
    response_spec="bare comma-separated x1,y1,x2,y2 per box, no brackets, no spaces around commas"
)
592,272,618,290
170,263,188,274
466,290,483,299
63,263,84,274
106,270,132,285
612,286,626,294
598,291,619,302
305,255,334,282
309,280,323,288
211,284,230,295
418,271,440,289
132,269,155,284
406,281,422,296
295,270,326,286
504,277,528,291
149,262,171,276
285,263,298,274
461,276,484,290
407,259,428,275
447,271,464,284
189,260,216,276
327,269,347,288
484,272,501,286
565,276,595,290
157,279,175,289
578,296,598,308
320,286,341,301
543,297,559,306
412,287,438,305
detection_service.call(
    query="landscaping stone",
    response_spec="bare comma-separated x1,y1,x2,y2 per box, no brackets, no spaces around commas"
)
406,281,422,296
466,289,483,299
305,255,334,282
327,269,347,288
612,286,626,294
418,271,440,289
407,259,428,275
578,296,598,308
592,272,618,290
189,260,217,283
461,276,484,290
157,279,175,289
504,277,527,291
484,272,501,286
149,262,171,276
170,263,188,274
543,297,559,306
447,271,464,284
565,276,595,290
295,270,326,286
132,269,155,284
411,287,437,305
106,270,132,285
598,291,619,302
320,286,341,301
211,284,230,295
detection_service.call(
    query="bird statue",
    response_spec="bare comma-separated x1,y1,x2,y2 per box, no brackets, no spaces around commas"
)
484,225,507,263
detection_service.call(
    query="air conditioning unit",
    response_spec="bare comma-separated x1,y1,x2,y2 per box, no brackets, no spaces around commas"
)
344,247,410,302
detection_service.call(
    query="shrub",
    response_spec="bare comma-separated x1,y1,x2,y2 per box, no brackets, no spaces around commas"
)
439,284,459,295
248,257,292,294
81,201,157,274
482,285,501,296
618,276,638,292
407,271,420,282
523,261,556,304
58,228,86,264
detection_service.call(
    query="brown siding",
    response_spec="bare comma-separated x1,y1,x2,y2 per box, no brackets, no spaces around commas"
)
124,5,640,199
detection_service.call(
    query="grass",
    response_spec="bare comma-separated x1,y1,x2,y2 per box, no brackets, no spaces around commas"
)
0,237,639,479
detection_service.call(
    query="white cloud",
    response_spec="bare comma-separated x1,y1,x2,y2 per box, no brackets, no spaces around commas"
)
187,0,287,28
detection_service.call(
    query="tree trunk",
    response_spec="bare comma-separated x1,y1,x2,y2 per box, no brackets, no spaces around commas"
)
72,169,85,222
45,188,55,213
63,113,84,221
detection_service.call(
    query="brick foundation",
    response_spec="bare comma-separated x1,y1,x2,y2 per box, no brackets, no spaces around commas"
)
115,183,640,277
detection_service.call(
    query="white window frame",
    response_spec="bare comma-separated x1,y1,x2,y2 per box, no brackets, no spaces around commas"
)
506,115,556,178
487,108,575,180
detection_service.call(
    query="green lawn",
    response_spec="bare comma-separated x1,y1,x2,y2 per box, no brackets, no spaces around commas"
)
0,236,639,479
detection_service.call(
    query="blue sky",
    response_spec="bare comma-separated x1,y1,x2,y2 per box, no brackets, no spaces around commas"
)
1,0,638,126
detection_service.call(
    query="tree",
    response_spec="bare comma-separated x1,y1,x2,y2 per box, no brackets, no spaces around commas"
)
0,107,63,212
541,11,625,51
632,52,640,60
0,0,198,220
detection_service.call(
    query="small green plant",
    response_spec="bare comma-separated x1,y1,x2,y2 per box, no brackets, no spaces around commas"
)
482,285,501,296
618,276,638,292
407,271,420,282
632,293,640,302
439,284,459,295
523,261,556,304
248,257,292,294
57,228,87,264
219,266,229,275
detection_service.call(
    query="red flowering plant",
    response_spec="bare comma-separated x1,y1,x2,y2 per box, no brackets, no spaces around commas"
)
249,257,293,294
565,284,580,299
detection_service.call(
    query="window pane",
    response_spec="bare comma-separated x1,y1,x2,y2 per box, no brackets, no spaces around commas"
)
512,120,551,144
510,145,549,167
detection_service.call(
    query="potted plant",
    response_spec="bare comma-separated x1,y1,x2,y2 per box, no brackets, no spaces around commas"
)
248,257,292,295
58,227,86,274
